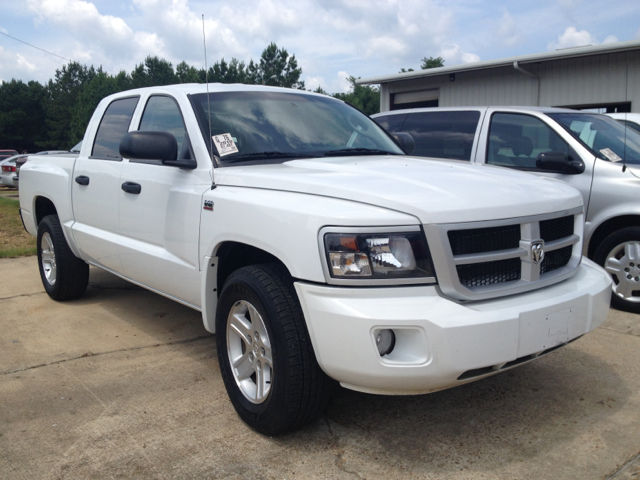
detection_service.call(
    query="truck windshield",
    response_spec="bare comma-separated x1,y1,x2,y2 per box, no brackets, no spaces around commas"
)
548,112,640,165
189,91,403,164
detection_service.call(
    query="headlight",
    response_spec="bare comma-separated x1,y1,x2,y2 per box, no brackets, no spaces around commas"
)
321,227,436,285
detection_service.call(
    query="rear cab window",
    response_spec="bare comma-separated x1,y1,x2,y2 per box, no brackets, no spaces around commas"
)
91,96,140,160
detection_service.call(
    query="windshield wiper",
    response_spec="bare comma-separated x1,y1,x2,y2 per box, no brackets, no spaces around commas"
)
322,148,401,157
222,151,318,163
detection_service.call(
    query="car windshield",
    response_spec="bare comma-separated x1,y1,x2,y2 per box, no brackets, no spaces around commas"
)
548,112,640,165
189,91,403,165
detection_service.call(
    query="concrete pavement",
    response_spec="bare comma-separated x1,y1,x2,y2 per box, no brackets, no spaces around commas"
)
1,256,639,479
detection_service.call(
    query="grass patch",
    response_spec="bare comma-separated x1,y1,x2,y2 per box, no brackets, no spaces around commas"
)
0,196,37,257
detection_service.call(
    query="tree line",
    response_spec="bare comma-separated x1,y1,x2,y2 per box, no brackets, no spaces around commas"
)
0,43,380,152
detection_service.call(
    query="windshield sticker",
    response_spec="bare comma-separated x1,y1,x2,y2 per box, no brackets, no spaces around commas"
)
212,133,239,157
600,148,622,162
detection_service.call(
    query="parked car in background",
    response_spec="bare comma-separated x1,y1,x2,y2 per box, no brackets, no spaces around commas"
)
373,106,640,312
1,155,28,187
0,150,18,161
606,113,640,134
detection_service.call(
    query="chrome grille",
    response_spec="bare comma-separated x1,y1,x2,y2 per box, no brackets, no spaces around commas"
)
425,208,583,301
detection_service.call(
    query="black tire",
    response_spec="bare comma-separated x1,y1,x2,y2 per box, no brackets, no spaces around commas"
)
37,215,89,301
216,263,334,435
594,226,640,314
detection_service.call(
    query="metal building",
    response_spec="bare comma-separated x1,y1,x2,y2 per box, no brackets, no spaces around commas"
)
357,40,640,114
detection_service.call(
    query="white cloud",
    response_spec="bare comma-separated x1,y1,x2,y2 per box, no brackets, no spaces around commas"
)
332,71,352,94
24,0,164,73
440,44,480,65
0,46,42,84
497,10,524,47
547,26,621,50
15,54,37,72
548,26,596,49
305,75,325,91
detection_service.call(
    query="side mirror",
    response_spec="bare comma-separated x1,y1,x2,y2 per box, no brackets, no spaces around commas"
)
535,151,585,174
392,132,415,154
120,131,177,161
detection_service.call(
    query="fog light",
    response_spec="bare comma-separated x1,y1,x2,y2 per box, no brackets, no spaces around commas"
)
376,329,396,356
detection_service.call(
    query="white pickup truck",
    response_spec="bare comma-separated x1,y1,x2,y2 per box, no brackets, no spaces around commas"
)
20,85,611,435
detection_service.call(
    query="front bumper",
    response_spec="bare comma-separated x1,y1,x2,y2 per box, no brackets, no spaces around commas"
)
295,258,611,395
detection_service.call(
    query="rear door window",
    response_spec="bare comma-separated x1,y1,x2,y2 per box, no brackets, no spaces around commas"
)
91,97,139,160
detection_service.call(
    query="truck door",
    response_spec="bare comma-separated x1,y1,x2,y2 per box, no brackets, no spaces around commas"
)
477,111,595,214
117,94,210,308
71,96,139,273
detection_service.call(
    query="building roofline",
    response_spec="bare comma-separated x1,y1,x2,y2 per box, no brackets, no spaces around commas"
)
356,39,640,85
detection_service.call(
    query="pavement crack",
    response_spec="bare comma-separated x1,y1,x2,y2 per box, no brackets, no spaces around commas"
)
0,291,45,301
1,334,212,376
604,450,640,479
324,415,364,479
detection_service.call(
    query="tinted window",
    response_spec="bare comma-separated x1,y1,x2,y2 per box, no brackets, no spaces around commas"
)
487,113,571,169
138,96,187,160
548,112,640,165
374,114,407,133
92,97,139,159
391,111,480,161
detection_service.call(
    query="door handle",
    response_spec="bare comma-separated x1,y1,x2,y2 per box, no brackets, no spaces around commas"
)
121,181,141,194
75,175,90,186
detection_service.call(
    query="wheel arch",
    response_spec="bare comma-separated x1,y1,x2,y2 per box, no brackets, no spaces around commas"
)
201,240,293,334
34,196,58,227
587,214,640,259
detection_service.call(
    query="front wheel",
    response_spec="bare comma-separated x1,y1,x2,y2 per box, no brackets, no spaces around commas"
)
216,263,333,435
37,215,89,301
594,226,640,313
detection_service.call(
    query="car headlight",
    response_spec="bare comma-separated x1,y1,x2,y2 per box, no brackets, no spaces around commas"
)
321,227,436,285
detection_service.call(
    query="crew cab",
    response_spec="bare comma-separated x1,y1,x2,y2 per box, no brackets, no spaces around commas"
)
20,85,611,435
373,107,640,313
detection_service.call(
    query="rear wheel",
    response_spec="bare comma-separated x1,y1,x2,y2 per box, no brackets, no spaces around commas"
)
37,215,89,300
594,227,640,313
216,263,334,435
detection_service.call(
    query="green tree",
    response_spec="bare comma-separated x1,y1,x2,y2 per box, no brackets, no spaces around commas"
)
333,76,380,116
248,43,305,89
421,56,445,69
40,62,97,149
399,68,415,73
209,58,251,84
69,69,131,145
0,79,47,152
130,56,178,88
176,61,204,83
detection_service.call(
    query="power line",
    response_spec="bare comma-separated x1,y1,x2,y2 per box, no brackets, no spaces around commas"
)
0,31,71,62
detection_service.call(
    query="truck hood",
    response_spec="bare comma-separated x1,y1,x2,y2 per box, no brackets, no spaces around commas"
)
214,156,582,225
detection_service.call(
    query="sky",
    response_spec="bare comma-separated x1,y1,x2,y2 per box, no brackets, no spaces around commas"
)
1,0,639,93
